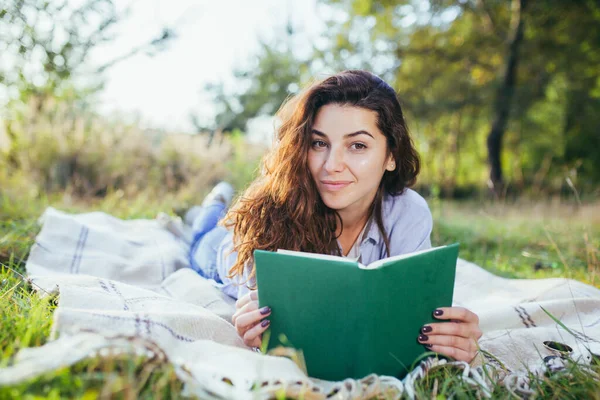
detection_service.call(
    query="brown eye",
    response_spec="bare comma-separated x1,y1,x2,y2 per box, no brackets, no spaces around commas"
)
311,140,327,148
351,143,367,150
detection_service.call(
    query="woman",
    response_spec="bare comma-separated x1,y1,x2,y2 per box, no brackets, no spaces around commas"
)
189,70,482,363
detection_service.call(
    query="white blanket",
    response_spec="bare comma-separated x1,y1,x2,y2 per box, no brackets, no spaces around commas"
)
1,207,599,398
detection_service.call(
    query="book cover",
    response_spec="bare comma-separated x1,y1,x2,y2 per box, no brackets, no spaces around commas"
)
254,243,459,381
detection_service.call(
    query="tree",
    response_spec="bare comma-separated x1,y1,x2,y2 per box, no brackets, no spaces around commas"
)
0,0,175,172
0,0,174,109
318,0,522,192
202,0,600,190
314,0,600,191
486,0,527,193
190,23,311,146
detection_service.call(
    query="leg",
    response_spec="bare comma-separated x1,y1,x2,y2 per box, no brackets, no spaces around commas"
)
191,202,227,244
188,182,235,279
191,226,229,282
190,181,234,244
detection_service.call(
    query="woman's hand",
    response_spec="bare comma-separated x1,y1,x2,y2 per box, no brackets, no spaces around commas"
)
417,307,482,363
231,290,271,348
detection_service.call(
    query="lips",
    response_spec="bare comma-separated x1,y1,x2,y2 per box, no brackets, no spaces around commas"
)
321,180,352,191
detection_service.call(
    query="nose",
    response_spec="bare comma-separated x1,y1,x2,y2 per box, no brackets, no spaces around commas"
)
324,147,345,173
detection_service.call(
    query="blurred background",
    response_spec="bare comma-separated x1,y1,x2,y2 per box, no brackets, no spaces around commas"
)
2,0,599,198
0,0,598,283
1,2,599,396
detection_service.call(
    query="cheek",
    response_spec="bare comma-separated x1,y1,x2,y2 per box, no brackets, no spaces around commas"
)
307,152,320,177
351,155,386,177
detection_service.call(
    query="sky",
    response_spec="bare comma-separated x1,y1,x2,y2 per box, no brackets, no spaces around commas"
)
91,0,321,135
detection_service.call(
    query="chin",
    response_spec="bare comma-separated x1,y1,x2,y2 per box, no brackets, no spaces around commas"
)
319,194,349,211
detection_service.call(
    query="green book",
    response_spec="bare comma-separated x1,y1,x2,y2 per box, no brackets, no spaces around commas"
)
254,243,459,381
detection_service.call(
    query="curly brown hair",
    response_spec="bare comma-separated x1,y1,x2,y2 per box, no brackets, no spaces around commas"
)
223,70,420,282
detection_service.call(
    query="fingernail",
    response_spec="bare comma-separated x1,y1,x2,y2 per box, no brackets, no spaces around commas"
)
260,306,271,315
434,309,444,317
421,325,433,333
418,334,429,342
424,344,433,349
261,319,270,328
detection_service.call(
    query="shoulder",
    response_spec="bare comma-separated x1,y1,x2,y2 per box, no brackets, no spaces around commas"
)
381,188,433,255
383,188,431,223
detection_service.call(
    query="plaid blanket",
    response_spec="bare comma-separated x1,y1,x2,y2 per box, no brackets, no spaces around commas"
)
0,207,598,398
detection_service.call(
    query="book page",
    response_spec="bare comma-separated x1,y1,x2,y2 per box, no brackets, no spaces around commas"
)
276,249,356,264
360,245,447,270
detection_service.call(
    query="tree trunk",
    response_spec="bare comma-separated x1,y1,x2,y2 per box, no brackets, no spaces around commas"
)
486,0,527,194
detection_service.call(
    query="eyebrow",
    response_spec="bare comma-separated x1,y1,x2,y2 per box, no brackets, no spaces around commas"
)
311,129,374,139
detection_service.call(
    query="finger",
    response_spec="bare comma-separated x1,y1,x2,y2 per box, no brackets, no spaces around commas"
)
235,305,271,331
243,319,271,348
424,344,477,363
235,290,258,310
418,334,478,354
234,290,257,311
232,300,259,325
421,321,482,340
432,307,479,324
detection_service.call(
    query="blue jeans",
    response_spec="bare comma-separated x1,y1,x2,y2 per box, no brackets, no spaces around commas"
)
189,203,229,283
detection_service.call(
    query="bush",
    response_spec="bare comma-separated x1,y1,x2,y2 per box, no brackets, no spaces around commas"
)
0,98,265,201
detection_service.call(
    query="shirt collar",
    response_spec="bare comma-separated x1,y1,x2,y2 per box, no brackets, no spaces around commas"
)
362,192,392,246
363,217,381,245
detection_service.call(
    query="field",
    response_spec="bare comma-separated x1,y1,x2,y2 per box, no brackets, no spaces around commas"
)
1,186,598,398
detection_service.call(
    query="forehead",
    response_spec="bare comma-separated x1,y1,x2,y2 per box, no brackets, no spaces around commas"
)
312,104,383,138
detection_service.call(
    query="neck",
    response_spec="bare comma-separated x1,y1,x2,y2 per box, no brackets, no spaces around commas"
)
336,189,380,236
335,202,372,237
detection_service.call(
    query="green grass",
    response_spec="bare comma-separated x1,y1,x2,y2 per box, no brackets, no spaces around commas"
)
1,189,599,398
0,190,188,399
431,199,600,287
0,265,185,400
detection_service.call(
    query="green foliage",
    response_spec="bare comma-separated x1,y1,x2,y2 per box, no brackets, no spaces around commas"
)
209,0,600,194
224,129,263,190
322,0,600,190
0,0,174,113
1,0,112,98
0,99,264,202
192,24,312,133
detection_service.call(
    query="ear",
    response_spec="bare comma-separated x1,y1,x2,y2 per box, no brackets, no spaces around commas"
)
385,155,396,172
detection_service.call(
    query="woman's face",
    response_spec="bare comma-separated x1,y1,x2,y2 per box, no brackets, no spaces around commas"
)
308,104,395,220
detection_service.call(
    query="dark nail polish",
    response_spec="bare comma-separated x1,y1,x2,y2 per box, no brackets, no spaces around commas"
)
260,306,271,315
418,334,429,342
261,319,270,328
434,309,444,317
424,344,433,349
421,325,433,333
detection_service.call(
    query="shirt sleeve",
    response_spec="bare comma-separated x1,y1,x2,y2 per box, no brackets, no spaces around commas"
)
411,208,433,251
216,231,253,300
387,193,433,256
